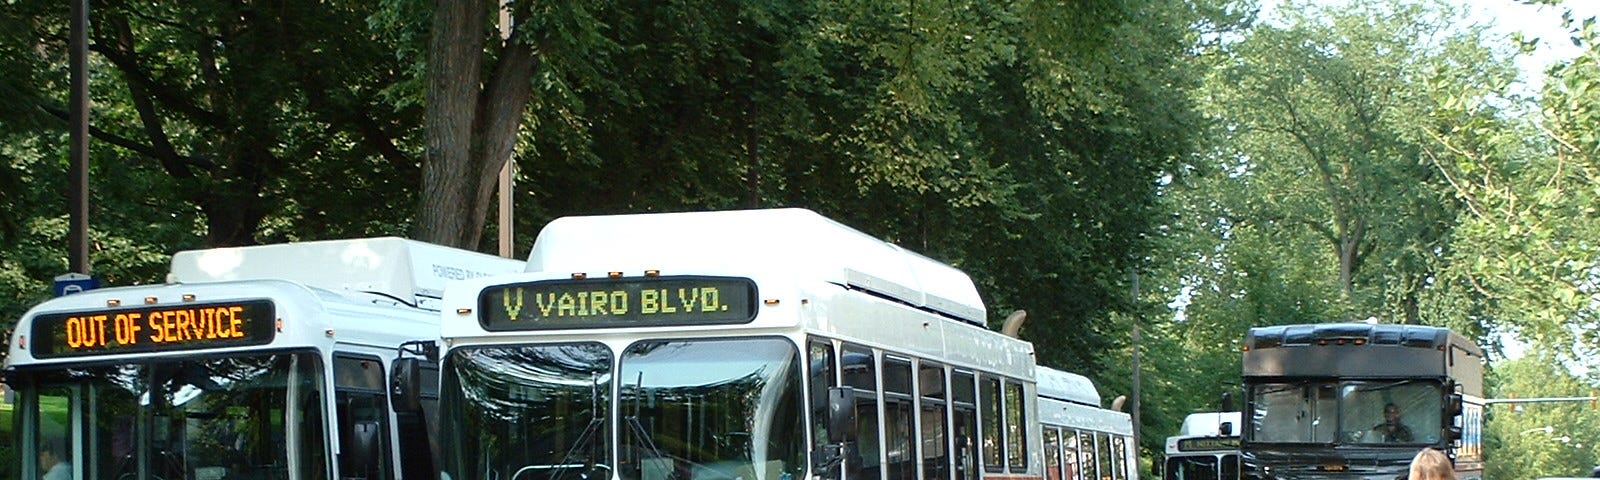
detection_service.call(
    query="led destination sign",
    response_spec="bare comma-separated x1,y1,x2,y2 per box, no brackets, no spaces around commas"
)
30,300,276,358
479,276,757,330
1175,437,1239,452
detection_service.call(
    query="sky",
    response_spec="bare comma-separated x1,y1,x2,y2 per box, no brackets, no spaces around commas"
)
1259,0,1600,92
1477,0,1600,90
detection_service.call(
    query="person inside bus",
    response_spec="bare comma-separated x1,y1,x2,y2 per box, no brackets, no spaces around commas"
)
39,442,72,480
1407,448,1455,480
1370,403,1415,443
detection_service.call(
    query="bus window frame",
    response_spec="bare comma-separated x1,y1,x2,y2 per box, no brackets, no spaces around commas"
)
332,353,393,480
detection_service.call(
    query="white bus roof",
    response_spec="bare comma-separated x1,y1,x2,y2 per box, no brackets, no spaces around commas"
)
1178,411,1241,437
1035,365,1102,406
525,208,987,325
171,237,524,309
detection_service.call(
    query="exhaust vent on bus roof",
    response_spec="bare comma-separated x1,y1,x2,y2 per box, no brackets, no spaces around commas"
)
844,267,985,327
169,237,523,308
1035,366,1101,407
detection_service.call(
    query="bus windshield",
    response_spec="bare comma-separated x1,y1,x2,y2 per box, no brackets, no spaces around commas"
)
438,339,804,480
619,338,804,480
439,343,614,480
12,352,329,480
1248,379,1441,445
1164,454,1239,480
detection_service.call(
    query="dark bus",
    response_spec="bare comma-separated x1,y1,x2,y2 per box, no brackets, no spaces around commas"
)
1240,323,1484,480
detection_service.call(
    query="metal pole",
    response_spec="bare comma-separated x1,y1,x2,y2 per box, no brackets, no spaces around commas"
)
496,0,515,258
68,0,90,274
1131,270,1142,456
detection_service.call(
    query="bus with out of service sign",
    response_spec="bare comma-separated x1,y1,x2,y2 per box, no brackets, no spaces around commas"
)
426,208,1138,480
4,237,522,480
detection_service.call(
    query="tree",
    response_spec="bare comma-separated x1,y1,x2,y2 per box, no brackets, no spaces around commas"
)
1485,354,1600,479
0,1,421,249
1421,3,1600,364
1142,0,1516,448
1184,0,1498,324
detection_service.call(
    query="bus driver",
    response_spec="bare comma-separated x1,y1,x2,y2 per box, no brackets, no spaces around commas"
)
1370,403,1415,443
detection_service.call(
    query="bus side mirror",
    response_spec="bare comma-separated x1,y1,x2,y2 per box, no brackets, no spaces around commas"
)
1445,392,1464,441
1222,391,1235,412
828,386,858,443
1220,421,1233,436
392,357,424,414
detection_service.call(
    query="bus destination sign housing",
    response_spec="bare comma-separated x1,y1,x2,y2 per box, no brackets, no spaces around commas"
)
479,276,758,330
30,299,277,358
1176,437,1239,452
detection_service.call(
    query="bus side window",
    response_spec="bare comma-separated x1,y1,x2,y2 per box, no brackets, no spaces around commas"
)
809,339,837,459
1043,428,1060,480
1095,433,1110,480
294,356,332,480
917,362,949,480
883,358,914,480
1110,435,1125,480
1063,430,1079,480
980,375,1002,472
333,355,392,480
950,372,977,480
1077,431,1095,480
842,345,880,480
1003,381,1025,473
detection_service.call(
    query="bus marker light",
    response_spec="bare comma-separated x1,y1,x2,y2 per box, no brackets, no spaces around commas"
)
457,308,473,315
107,299,121,307
571,272,587,279
764,298,780,306
145,296,158,304
182,293,197,302
645,270,660,277
609,271,623,278
325,329,335,338
18,335,25,349
276,319,284,332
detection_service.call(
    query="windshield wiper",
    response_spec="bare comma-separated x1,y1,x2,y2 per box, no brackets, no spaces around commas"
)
546,375,608,480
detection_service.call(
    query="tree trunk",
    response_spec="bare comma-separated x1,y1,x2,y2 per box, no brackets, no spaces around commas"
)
416,0,486,248
416,0,538,250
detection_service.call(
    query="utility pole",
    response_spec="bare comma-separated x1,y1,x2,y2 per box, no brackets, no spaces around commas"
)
1131,269,1142,454
68,0,90,274
496,0,515,258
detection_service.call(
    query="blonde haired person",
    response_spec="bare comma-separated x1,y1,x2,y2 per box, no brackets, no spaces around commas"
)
1408,448,1455,480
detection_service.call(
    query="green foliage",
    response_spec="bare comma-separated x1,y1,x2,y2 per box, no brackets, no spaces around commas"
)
1418,0,1600,364
1188,0,1494,323
1485,354,1600,479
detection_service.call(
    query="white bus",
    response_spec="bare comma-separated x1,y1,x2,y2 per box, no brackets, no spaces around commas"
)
1036,367,1136,480
4,237,522,480
428,208,1137,480
1161,412,1238,480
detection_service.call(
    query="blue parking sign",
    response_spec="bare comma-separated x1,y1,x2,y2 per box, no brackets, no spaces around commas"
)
53,272,100,297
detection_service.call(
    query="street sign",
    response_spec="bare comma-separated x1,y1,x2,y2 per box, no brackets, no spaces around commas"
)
53,272,99,297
